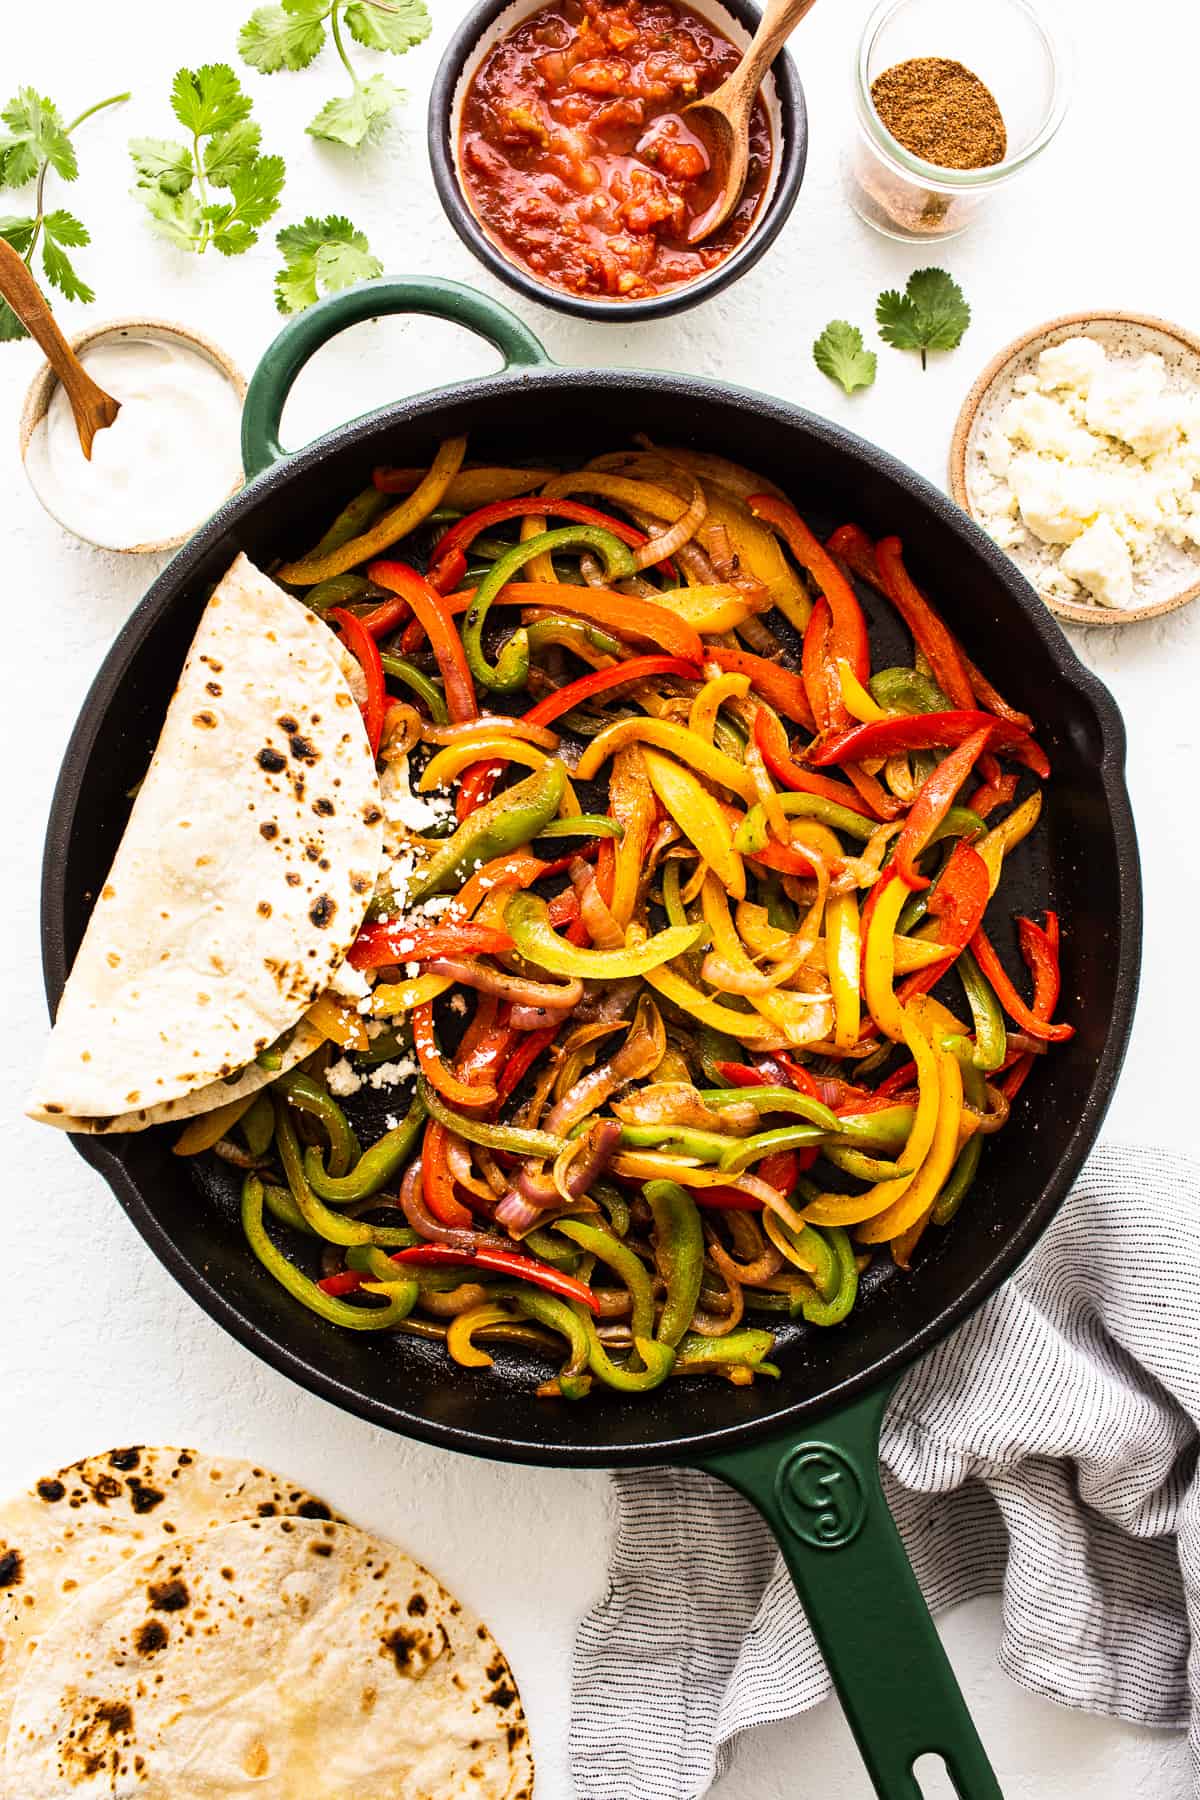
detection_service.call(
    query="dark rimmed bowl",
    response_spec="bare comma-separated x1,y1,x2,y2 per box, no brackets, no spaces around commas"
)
428,0,808,322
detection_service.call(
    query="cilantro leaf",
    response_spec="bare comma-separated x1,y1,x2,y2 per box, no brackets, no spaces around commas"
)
170,65,253,138
343,0,430,54
274,212,382,313
203,153,287,254
129,136,194,195
239,2,329,74
876,268,970,369
812,320,877,396
0,216,37,339
40,208,92,302
0,89,76,189
137,183,204,250
308,73,402,147
203,120,262,186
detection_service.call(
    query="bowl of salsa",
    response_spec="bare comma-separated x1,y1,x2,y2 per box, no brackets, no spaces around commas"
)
429,0,807,320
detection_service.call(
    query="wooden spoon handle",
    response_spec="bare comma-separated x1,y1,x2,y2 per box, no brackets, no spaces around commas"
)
0,237,119,460
728,0,822,110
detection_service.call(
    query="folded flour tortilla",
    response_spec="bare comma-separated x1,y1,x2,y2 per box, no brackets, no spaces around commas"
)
28,555,384,1133
3,1516,533,1799
0,1448,335,1778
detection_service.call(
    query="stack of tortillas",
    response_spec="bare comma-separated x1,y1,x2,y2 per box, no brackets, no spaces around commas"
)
0,1448,532,1797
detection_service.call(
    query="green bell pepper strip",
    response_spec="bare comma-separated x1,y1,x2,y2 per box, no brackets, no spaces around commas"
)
644,1180,705,1348
819,1107,915,1154
555,1219,655,1341
463,525,637,692
823,1146,914,1183
306,573,373,613
769,1215,839,1297
505,890,704,979
700,1085,840,1133
419,1077,566,1159
697,1025,744,1087
799,1225,858,1327
572,1311,676,1392
512,1289,592,1380
672,1328,778,1372
733,791,877,854
379,651,449,723
276,1070,359,1179
405,761,566,907
718,1123,827,1173
305,486,391,563
303,1093,426,1202
932,1054,987,1226
955,948,1008,1072
927,806,987,848
276,1103,411,1247
615,1123,737,1161
262,1181,316,1237
868,666,952,715
241,1091,275,1158
345,1242,421,1277
242,1176,418,1329
591,1179,631,1238
761,873,798,934
525,615,624,661
521,1227,584,1272
533,814,624,842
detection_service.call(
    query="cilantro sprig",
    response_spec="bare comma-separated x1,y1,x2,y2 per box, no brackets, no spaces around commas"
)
876,268,970,369
0,88,129,342
130,65,285,256
239,0,431,149
812,321,877,395
274,214,381,312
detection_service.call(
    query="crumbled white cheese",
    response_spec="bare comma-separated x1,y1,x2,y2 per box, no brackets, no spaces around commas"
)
418,894,454,917
379,751,455,834
326,1057,363,1097
366,1057,418,1089
449,992,468,1015
328,959,371,1003
975,335,1200,608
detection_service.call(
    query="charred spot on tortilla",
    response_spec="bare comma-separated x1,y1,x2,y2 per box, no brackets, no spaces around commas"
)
285,871,301,887
379,1624,442,1675
134,1618,168,1656
350,872,370,895
314,797,334,817
296,1499,332,1520
127,1481,165,1515
289,733,318,764
256,747,287,774
363,804,383,826
206,681,222,697
257,902,272,918
310,1540,333,1558
108,1448,141,1472
277,715,300,734
36,1480,66,1502
259,822,279,840
148,1576,189,1612
87,1473,123,1505
193,712,218,730
406,1593,427,1617
488,1678,518,1709
0,1548,23,1587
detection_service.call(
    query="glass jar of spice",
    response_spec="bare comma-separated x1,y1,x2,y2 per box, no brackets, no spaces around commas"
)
848,0,1069,241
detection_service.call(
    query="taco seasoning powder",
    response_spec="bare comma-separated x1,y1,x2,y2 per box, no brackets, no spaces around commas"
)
850,55,1009,239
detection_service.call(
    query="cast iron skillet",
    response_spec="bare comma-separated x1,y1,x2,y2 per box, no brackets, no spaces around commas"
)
41,279,1140,1800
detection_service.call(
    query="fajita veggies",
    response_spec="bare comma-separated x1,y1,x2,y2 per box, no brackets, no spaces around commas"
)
0,1447,531,1799
28,554,385,1133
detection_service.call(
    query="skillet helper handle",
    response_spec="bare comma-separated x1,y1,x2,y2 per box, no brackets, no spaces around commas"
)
700,1380,1004,1800
240,274,552,480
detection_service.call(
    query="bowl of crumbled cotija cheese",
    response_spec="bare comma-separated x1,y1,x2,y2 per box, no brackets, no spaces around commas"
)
950,313,1200,625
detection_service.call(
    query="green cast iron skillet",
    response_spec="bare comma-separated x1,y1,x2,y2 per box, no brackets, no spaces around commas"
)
41,278,1141,1800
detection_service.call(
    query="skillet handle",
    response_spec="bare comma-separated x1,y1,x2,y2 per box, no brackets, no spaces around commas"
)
240,275,552,480
698,1380,1003,1800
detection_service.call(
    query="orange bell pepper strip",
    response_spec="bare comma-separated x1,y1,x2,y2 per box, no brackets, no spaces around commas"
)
420,1119,475,1229
890,727,993,890
444,582,704,666
971,918,1074,1043
348,921,513,971
894,842,991,1007
752,710,876,818
999,913,1064,1098
802,597,839,732
368,561,478,723
524,656,700,729
703,645,816,732
749,494,870,685
412,1000,500,1109
610,744,660,922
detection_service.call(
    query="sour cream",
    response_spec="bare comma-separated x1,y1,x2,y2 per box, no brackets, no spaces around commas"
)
25,330,243,551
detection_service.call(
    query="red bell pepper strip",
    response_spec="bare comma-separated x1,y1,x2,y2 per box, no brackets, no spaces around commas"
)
390,1242,601,1313
753,710,875,817
690,1146,806,1209
421,1119,475,1229
348,921,513,971
749,494,871,684
445,582,705,666
874,537,976,711
317,1270,371,1297
330,607,386,756
453,994,507,1085
807,710,1050,779
894,841,992,1005
715,1055,821,1097
427,497,673,589
704,646,816,732
802,597,839,732
890,727,993,890
998,912,1065,1098
354,595,411,639
969,922,1074,1043
455,760,504,820
495,1024,560,1104
843,762,906,821
524,656,700,729
875,1061,919,1099
368,561,478,722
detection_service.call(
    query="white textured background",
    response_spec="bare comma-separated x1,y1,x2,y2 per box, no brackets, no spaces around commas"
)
2,0,1197,1793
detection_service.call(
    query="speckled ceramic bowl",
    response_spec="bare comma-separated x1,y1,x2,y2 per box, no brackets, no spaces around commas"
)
950,311,1200,627
19,317,246,555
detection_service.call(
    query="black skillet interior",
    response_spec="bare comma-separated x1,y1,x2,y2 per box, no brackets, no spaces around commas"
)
43,370,1140,1467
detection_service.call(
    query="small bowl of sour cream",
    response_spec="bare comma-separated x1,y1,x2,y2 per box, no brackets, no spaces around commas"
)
19,318,246,555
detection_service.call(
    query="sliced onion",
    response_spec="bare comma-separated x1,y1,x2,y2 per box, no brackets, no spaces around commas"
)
381,702,421,761
570,856,624,949
689,1270,744,1337
544,1003,663,1136
631,474,706,572
427,957,582,1012
444,1134,497,1203
495,1187,547,1234
399,1164,511,1253
726,1172,808,1235
705,1225,782,1288
612,1082,759,1137
552,1118,620,1202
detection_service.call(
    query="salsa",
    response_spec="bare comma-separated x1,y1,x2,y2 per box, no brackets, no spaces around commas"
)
459,0,774,301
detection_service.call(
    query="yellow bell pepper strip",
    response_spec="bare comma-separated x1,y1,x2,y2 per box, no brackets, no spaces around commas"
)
700,875,832,1045
418,736,546,790
304,992,371,1051
856,1040,964,1243
405,760,567,906
373,464,556,506
837,660,887,723
801,1009,940,1226
463,525,637,692
704,646,816,731
825,890,862,1049
689,670,750,744
277,436,467,585
609,744,657,926
642,748,745,900
932,1056,987,1226
977,790,1043,895
644,1180,705,1348
242,1176,418,1328
863,875,912,1042
798,1226,859,1326
663,585,759,633
446,1303,518,1369
577,716,757,803
504,891,704,979
369,973,454,1017
637,963,788,1047
173,1093,256,1156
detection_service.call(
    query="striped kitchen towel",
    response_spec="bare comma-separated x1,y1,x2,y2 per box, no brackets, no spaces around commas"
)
571,1145,1199,1800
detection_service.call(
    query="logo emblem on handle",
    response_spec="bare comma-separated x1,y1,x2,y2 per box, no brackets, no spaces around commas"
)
776,1444,867,1549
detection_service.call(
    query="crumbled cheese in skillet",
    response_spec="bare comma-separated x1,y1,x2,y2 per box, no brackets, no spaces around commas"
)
975,336,1200,608
328,960,372,1003
449,992,468,1015
379,751,454,834
366,1057,418,1089
326,1057,363,1097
